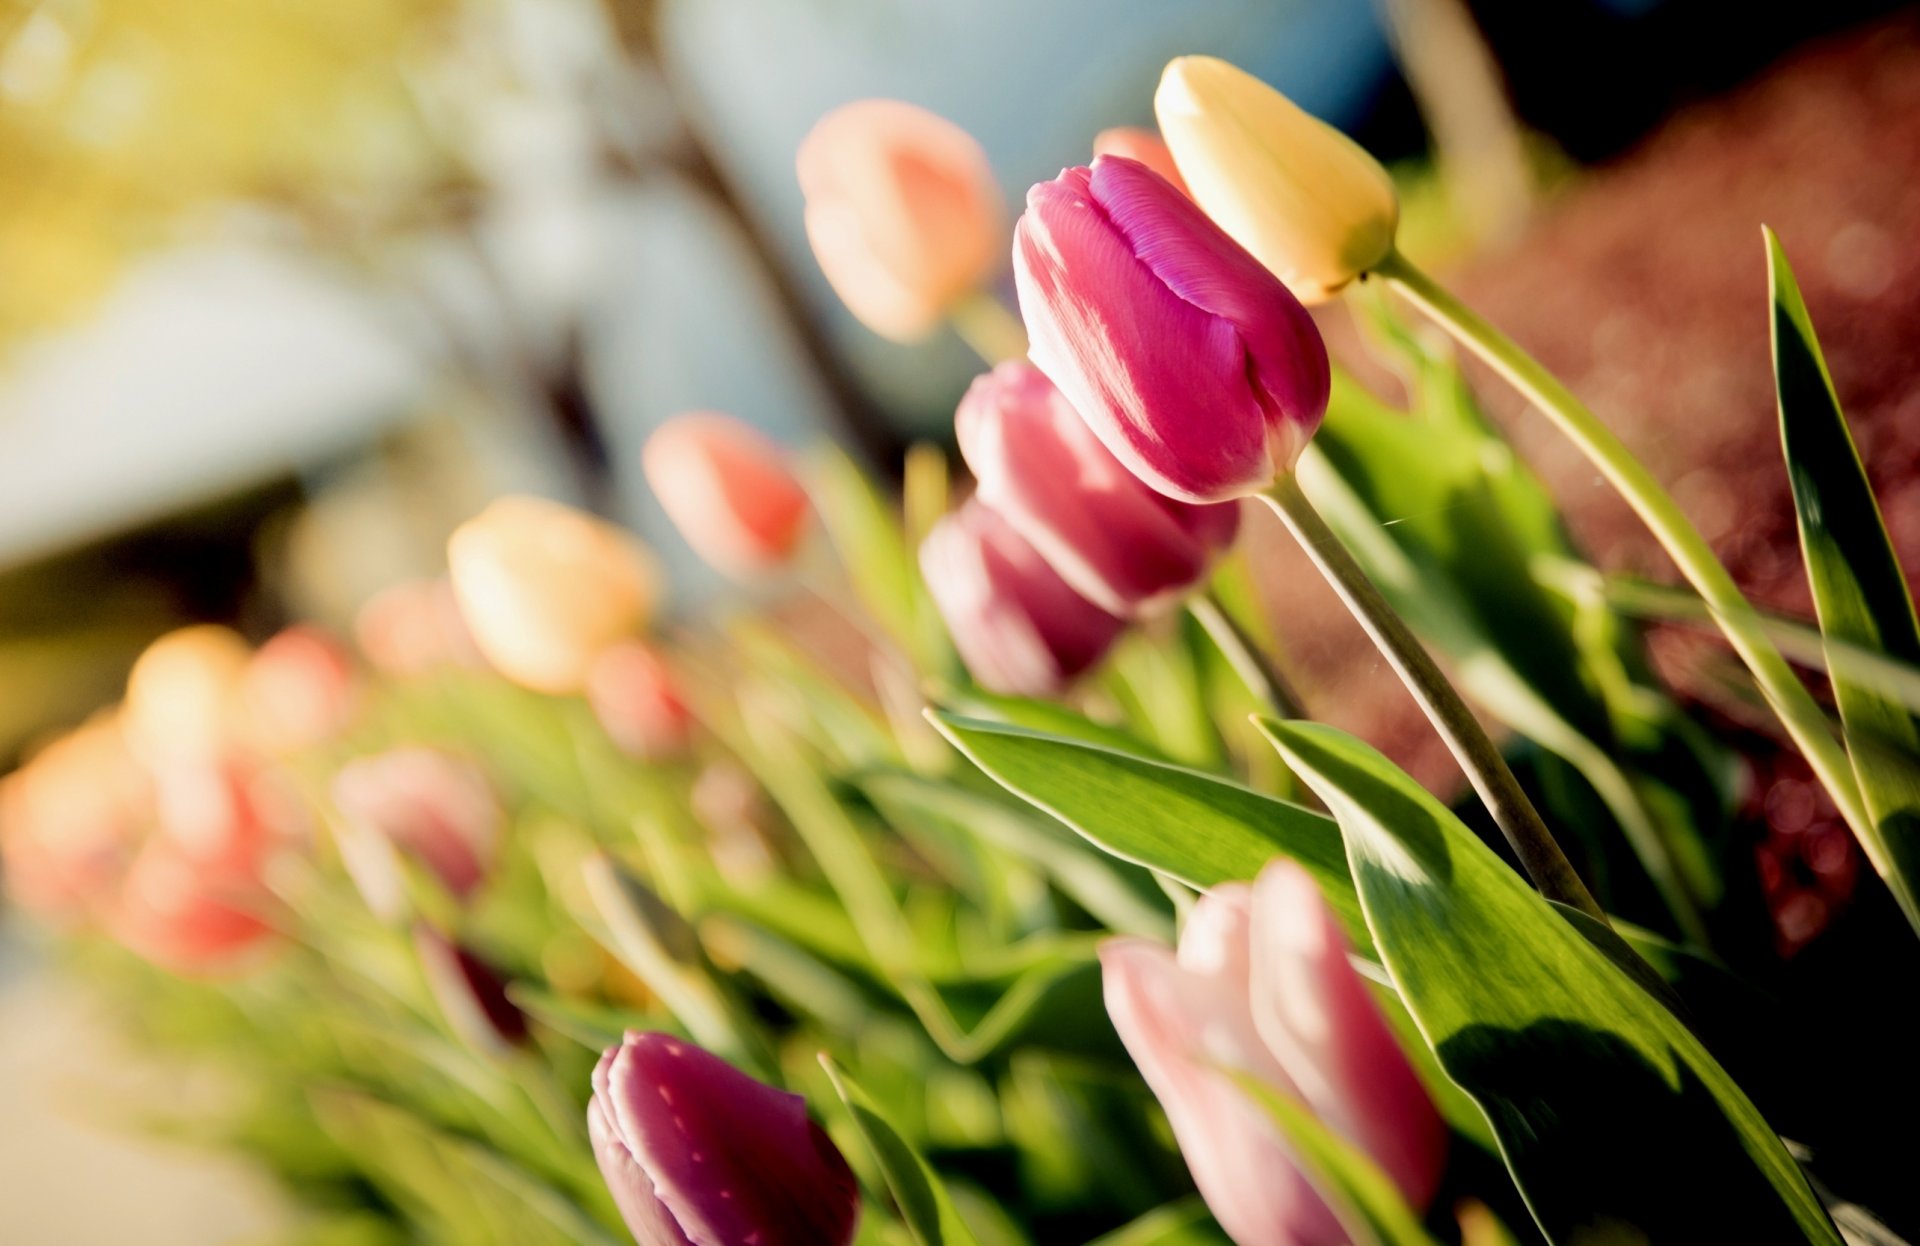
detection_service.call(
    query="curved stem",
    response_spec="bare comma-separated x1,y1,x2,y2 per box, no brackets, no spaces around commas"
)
1375,248,1872,841
949,291,1030,365
1264,474,1608,924
1189,591,1307,719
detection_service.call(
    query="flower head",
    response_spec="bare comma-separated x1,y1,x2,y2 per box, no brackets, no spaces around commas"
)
644,412,811,580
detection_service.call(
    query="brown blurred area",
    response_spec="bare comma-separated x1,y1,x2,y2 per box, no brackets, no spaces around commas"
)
1263,14,1920,791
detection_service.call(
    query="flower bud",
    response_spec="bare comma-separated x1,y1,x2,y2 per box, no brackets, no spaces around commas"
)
919,498,1125,698
113,836,277,974
1155,56,1399,304
587,641,693,762
957,360,1239,616
331,748,500,902
1093,126,1189,196
588,1031,860,1246
122,625,252,766
643,412,812,579
1013,158,1329,504
1101,860,1445,1246
0,713,147,918
355,577,486,677
413,924,529,1055
242,625,360,752
798,99,1003,342
447,496,662,694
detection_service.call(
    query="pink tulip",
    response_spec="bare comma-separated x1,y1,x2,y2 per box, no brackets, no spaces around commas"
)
413,924,529,1055
1013,157,1330,504
589,1031,860,1246
1093,127,1190,196
0,715,147,919
1102,860,1445,1246
643,412,812,580
243,625,360,751
112,839,278,973
331,749,501,902
587,641,693,762
798,99,1003,342
919,498,1126,698
354,577,487,678
956,360,1240,616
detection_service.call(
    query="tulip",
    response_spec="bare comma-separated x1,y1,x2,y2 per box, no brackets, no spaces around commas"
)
447,496,662,694
0,714,148,917
355,577,487,677
587,641,693,762
588,1031,860,1246
1101,860,1445,1246
413,925,529,1055
331,749,501,902
113,834,277,974
956,360,1240,616
797,99,1003,342
1093,126,1189,196
1155,56,1399,305
919,498,1126,698
1013,157,1329,504
242,625,359,752
642,412,812,579
121,624,252,766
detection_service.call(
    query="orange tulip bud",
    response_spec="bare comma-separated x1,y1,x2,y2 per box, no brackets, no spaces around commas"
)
587,641,693,762
643,412,812,580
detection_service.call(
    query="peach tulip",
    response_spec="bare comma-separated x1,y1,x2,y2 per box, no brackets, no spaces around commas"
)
121,625,252,766
587,641,693,762
242,625,360,751
355,577,488,677
643,412,812,579
1093,126,1190,196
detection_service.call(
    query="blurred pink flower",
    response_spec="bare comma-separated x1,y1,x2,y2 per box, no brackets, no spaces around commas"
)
243,625,360,751
587,641,693,762
332,748,501,902
354,577,488,678
643,412,812,580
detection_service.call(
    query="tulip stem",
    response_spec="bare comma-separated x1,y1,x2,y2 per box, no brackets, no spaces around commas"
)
949,292,1030,365
1262,474,1609,924
1190,591,1306,719
1373,248,1872,844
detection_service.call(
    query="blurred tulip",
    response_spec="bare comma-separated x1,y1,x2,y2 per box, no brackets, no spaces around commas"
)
447,496,662,694
587,641,693,762
920,499,1126,698
122,625,252,766
0,713,148,917
113,835,277,974
1101,860,1444,1245
1013,157,1329,504
243,625,359,751
413,924,529,1055
1155,56,1399,305
332,749,500,902
643,412,812,579
957,360,1240,616
589,1031,860,1246
354,577,487,677
798,99,1003,342
1093,126,1190,196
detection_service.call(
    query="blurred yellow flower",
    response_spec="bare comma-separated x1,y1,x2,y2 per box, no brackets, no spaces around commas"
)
1155,55,1399,304
446,496,661,695
121,623,252,765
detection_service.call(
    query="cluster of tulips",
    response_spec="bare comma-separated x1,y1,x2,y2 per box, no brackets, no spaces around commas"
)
6,51,1919,1246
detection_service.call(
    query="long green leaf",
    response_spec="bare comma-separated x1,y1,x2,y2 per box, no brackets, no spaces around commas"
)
821,1056,983,1246
1258,718,1838,1244
1083,1199,1230,1246
1770,227,1920,933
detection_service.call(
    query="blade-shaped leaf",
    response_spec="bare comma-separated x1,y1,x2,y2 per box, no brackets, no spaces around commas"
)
821,1055,983,1246
1084,1199,1231,1246
927,712,1365,952
1770,227,1920,932
1258,718,1839,1244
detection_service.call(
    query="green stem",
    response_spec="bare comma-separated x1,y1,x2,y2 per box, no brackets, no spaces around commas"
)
1264,474,1608,923
949,291,1029,365
1375,248,1872,840
1189,591,1307,719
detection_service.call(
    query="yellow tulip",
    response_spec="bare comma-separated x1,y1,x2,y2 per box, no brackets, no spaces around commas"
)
1154,56,1399,304
123,625,253,765
446,496,661,694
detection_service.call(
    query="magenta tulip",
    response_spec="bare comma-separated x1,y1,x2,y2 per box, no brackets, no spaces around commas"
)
1101,860,1445,1246
588,1032,860,1246
413,925,529,1055
1013,156,1330,504
919,498,1126,697
957,360,1240,616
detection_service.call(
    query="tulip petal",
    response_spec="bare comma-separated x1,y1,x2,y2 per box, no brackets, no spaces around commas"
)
588,1090,697,1246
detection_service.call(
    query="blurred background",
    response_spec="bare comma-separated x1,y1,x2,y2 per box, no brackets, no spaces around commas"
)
3,0,1918,1238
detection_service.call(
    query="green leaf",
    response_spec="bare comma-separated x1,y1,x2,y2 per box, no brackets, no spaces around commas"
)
1258,718,1839,1245
821,1056,983,1246
1083,1199,1231,1246
927,712,1365,952
1229,1075,1438,1246
1770,227,1920,932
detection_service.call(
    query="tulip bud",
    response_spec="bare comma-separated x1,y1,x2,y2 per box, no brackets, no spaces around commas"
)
588,1031,860,1246
413,924,529,1055
643,412,812,579
113,838,277,974
919,498,1126,698
1013,157,1329,504
797,99,1003,342
0,714,147,918
122,625,252,766
1155,56,1399,305
331,749,501,902
1093,126,1190,196
1101,861,1445,1246
447,496,662,694
355,577,487,677
242,625,360,752
587,641,693,762
957,360,1240,616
